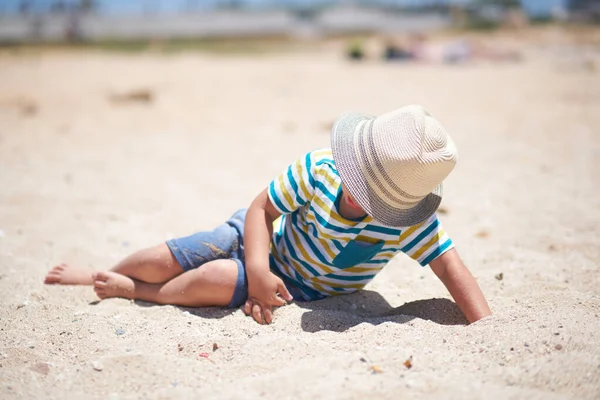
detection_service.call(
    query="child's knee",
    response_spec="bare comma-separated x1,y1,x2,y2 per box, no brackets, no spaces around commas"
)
194,259,239,286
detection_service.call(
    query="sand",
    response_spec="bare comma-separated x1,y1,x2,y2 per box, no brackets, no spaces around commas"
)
0,29,599,399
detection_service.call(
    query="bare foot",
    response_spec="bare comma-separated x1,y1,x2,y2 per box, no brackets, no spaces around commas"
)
44,263,95,285
93,271,135,300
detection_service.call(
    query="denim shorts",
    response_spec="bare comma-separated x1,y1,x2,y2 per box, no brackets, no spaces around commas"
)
166,209,311,308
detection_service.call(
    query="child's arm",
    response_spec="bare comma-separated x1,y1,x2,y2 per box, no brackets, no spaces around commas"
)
429,248,491,323
243,188,293,324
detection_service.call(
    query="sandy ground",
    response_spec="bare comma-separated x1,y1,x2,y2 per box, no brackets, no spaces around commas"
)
0,29,599,399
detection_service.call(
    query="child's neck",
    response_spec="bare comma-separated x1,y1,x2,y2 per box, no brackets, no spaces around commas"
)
339,198,368,221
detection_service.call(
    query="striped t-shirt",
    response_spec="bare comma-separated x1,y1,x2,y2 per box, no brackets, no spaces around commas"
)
267,149,454,299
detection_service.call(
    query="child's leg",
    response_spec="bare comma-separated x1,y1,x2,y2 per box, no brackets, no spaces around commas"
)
44,243,183,285
93,259,239,307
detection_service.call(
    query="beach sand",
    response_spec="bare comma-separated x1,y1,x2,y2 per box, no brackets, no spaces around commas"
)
0,29,599,399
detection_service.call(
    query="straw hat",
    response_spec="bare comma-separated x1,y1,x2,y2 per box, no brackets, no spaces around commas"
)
331,105,457,227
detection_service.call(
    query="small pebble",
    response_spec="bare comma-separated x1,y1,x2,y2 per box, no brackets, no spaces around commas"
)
555,344,563,351
91,361,103,371
115,328,125,336
476,229,490,239
370,365,383,374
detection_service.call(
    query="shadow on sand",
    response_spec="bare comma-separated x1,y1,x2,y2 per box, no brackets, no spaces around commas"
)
90,290,467,329
88,299,238,320
296,290,467,332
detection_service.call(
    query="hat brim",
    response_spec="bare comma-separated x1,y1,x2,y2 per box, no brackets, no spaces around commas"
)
331,112,443,227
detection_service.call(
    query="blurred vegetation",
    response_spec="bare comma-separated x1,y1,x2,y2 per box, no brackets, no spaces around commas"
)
346,40,365,61
0,36,309,55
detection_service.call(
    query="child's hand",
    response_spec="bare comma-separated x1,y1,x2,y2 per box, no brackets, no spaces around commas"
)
243,298,272,325
244,272,293,324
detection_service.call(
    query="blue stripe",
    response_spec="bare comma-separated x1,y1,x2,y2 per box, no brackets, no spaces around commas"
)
309,204,363,235
305,153,315,188
282,229,321,276
314,181,337,203
268,182,290,213
291,211,331,265
271,254,323,299
324,273,377,282
401,218,440,253
332,240,345,252
362,258,392,265
278,252,308,284
286,166,306,206
421,239,453,266
303,212,345,251
304,216,319,237
363,225,402,236
315,157,334,167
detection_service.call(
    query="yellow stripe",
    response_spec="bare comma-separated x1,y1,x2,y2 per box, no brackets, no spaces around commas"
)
290,227,334,275
340,265,384,273
278,175,294,210
295,160,311,200
318,239,337,260
283,251,312,281
399,222,424,242
272,247,309,281
313,149,332,158
314,276,366,290
411,229,446,260
355,235,380,245
309,281,337,296
306,213,353,243
304,214,350,256
315,168,339,189
313,196,352,227
271,247,293,277
272,216,282,232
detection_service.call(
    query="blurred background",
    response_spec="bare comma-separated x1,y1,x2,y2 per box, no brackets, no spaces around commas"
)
0,4,599,397
0,0,598,242
1,4,600,400
0,1,598,46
